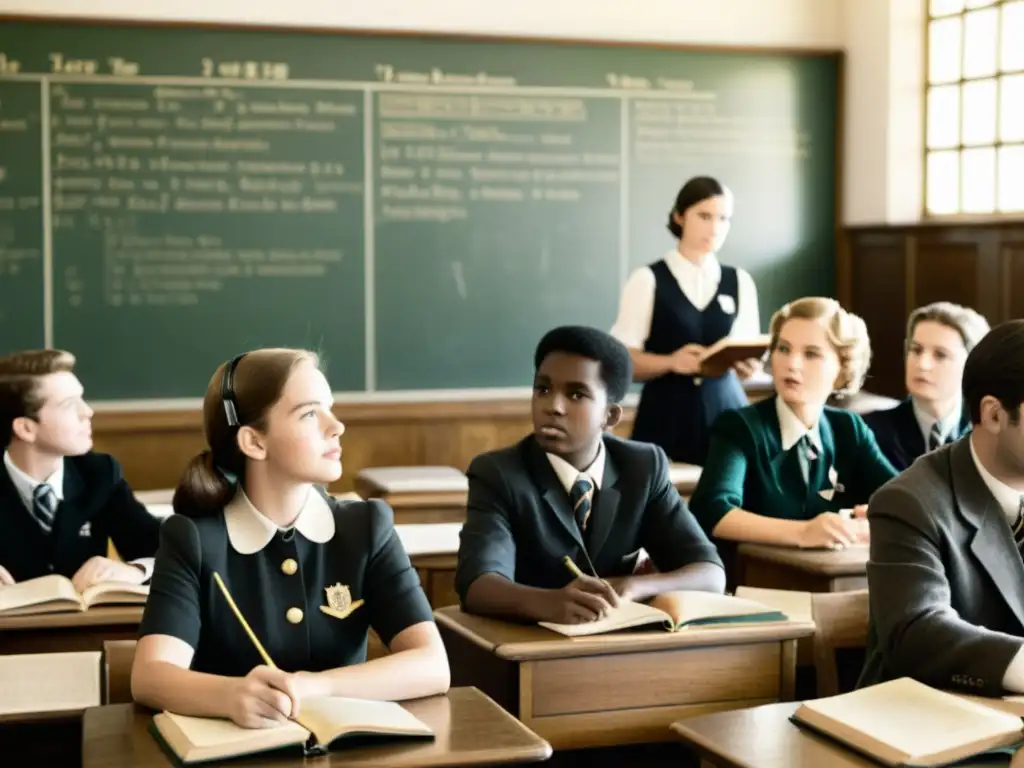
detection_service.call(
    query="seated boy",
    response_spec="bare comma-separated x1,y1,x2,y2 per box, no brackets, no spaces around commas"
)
0,349,160,588
456,326,725,624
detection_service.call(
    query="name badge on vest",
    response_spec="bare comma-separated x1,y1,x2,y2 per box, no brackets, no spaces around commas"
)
717,294,736,314
78,521,91,537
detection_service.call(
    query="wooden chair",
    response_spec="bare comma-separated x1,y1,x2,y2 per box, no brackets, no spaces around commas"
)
810,589,870,697
103,639,138,704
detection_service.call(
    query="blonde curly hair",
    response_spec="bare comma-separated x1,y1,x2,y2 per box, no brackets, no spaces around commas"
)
769,297,872,398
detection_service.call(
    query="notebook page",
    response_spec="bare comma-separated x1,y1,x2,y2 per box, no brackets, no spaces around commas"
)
162,711,307,748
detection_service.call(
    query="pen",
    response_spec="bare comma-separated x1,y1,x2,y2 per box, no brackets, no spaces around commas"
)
213,571,277,669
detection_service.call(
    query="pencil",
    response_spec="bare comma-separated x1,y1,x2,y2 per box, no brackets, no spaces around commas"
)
562,555,585,580
213,571,277,669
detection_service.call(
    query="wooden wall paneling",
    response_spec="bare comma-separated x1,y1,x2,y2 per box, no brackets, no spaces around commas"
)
912,237,983,314
1000,241,1024,322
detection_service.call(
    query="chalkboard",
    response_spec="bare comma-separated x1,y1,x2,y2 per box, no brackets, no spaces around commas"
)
0,20,839,399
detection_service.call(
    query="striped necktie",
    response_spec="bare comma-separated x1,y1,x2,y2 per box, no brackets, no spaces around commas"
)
569,476,594,533
1012,497,1024,552
32,483,58,533
928,423,947,451
796,435,818,486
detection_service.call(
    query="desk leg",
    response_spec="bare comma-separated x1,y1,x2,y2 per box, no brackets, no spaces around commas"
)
780,639,797,701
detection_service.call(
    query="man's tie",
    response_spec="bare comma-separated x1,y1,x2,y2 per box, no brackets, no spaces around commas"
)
928,423,947,452
569,476,594,533
796,435,818,486
32,482,58,533
1012,497,1024,552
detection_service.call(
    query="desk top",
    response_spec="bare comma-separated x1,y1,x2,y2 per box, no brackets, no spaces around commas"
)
0,606,143,632
434,606,815,662
357,466,469,495
670,701,1011,768
81,687,551,768
737,543,869,576
668,463,702,491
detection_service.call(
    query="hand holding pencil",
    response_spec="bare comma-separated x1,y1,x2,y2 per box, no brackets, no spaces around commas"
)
536,556,620,626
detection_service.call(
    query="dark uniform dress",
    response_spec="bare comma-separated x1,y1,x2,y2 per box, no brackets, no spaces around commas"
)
138,487,433,676
631,261,748,466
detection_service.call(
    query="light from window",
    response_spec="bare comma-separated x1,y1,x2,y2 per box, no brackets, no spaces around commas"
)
926,0,1024,214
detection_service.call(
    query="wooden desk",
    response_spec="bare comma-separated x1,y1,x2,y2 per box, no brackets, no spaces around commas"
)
669,463,702,499
735,544,868,593
435,606,814,751
0,607,143,655
81,687,552,767
356,467,468,525
670,701,1011,768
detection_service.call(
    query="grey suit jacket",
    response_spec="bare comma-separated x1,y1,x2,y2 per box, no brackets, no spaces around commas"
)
859,437,1024,696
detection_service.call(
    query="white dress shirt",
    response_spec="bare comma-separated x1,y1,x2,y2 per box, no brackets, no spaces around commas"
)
912,397,962,449
3,450,154,580
545,441,606,494
610,249,760,350
776,398,823,454
967,441,1024,692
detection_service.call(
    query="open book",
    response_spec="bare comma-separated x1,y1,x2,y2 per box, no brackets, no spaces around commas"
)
699,334,771,378
791,677,1024,767
151,696,434,764
0,574,148,617
538,590,788,638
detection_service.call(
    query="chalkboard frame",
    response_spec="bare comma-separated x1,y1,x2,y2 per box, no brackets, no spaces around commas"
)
0,13,845,406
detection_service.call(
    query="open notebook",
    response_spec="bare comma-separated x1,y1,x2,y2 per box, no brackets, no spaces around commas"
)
152,696,434,764
538,590,788,638
699,335,771,377
0,574,148,616
791,677,1024,767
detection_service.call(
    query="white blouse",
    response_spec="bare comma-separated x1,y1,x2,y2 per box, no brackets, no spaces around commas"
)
610,249,760,350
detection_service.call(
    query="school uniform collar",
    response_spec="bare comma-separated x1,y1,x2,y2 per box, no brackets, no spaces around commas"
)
545,441,606,495
3,450,65,511
968,437,1023,526
775,397,823,453
663,248,720,284
225,486,335,555
911,397,963,446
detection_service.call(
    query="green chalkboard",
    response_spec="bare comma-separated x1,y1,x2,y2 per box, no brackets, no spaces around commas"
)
0,20,839,399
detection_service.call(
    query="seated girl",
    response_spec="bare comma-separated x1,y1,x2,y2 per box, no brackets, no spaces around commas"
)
689,297,897,550
131,348,449,728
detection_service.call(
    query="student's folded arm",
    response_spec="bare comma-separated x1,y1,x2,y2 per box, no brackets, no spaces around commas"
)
689,414,807,547
867,486,1023,696
456,458,553,621
635,445,726,599
105,457,162,564
850,414,899,500
312,500,449,702
131,515,235,718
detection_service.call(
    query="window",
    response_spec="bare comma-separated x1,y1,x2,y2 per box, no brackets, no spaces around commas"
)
926,0,1024,215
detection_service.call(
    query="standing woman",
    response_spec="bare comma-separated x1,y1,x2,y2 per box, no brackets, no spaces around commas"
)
131,348,449,728
611,176,762,465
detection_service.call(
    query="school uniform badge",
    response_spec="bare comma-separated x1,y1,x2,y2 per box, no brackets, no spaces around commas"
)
320,583,364,620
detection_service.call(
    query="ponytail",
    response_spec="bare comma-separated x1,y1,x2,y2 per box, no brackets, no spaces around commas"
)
172,449,237,517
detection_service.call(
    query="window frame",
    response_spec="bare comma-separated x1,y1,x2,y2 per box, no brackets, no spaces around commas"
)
923,0,1024,219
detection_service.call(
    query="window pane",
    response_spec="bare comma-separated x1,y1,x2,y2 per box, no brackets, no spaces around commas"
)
1000,74,1024,141
998,145,1024,212
962,79,997,145
930,17,962,84
927,151,961,214
931,0,964,15
1003,1,1024,72
965,0,996,7
928,85,962,148
963,9,998,78
961,147,996,213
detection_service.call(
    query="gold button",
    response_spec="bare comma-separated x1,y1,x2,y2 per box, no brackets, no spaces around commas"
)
281,558,298,576
286,607,304,624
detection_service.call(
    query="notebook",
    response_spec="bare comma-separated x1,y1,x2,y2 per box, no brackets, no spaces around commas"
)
790,677,1024,767
0,574,148,616
151,696,435,764
537,590,788,638
698,335,771,377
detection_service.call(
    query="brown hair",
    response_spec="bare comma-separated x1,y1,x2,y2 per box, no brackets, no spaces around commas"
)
769,297,872,398
906,301,990,354
173,348,320,517
0,349,77,447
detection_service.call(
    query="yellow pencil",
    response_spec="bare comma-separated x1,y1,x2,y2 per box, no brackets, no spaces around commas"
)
562,555,585,580
212,571,277,669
